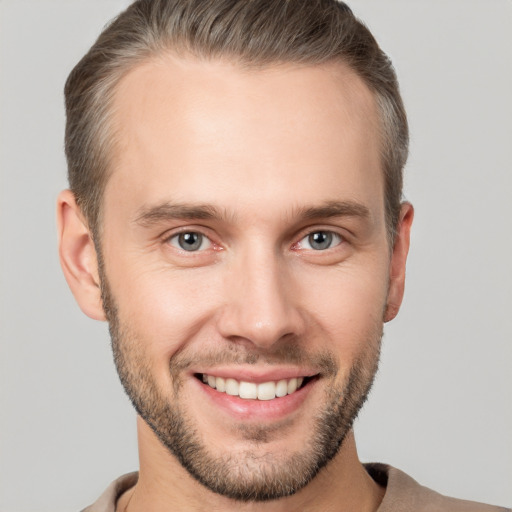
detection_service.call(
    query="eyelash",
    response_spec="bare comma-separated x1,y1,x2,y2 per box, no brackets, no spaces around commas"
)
165,230,216,253
294,231,344,251
164,228,344,253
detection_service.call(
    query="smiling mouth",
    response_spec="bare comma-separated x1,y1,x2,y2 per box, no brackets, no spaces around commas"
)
196,373,315,401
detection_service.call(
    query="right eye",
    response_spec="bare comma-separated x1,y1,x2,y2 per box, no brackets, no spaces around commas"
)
167,232,212,252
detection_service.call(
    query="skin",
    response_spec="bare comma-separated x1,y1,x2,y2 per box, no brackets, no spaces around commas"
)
57,55,413,511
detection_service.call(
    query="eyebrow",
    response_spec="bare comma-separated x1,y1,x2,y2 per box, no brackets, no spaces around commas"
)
134,202,223,227
295,200,370,221
133,199,370,227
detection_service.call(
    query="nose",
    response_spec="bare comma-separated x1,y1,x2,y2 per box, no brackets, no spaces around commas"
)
216,247,306,350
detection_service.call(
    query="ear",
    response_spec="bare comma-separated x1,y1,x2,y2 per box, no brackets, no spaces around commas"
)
384,202,414,322
57,190,106,321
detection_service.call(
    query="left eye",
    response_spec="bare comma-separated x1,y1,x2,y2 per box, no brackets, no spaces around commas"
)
168,232,211,252
299,231,342,251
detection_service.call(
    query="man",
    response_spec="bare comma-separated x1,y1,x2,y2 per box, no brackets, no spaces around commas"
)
56,1,509,511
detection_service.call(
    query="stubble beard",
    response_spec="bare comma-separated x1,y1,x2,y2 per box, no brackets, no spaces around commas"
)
100,269,382,502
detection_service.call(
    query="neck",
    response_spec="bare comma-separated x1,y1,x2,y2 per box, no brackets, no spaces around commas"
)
118,417,384,512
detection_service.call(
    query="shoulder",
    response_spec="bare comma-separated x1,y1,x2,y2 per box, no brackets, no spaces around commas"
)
81,472,138,512
365,463,511,512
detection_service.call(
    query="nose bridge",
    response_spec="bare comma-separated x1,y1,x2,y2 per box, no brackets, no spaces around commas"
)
218,241,303,347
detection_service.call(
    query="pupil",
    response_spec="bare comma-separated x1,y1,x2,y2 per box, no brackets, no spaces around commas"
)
179,232,202,251
309,231,332,250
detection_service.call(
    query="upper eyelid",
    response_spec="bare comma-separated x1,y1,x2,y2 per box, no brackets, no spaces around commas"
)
297,230,343,245
295,226,347,242
161,225,215,241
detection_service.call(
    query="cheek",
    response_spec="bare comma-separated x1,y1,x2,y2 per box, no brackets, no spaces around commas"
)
298,259,388,357
108,259,224,362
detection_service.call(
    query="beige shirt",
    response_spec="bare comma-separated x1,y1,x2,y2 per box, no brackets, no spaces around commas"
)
82,464,511,512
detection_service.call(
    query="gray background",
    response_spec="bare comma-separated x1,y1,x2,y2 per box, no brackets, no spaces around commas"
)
1,1,511,510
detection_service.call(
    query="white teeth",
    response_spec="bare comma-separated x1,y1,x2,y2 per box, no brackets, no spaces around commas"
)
275,379,288,397
215,376,226,392
202,374,307,400
239,381,257,399
287,378,298,394
257,381,276,401
225,378,239,396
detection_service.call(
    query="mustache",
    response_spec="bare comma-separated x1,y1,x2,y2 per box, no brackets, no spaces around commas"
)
169,343,339,378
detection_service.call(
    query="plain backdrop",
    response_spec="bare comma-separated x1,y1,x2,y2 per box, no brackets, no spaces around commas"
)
1,1,511,510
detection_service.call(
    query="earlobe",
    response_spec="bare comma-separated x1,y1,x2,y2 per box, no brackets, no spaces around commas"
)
384,202,414,323
57,190,106,321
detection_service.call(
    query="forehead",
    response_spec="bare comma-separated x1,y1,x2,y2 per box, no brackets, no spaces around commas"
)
106,54,383,224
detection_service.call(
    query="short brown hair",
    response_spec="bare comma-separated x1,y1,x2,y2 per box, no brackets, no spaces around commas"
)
65,0,408,241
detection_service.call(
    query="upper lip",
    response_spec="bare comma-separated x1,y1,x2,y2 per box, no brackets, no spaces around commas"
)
192,366,319,383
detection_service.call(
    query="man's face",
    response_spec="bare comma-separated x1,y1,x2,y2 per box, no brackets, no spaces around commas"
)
99,56,396,500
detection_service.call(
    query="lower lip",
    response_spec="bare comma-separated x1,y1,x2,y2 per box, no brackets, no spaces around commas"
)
194,377,316,422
